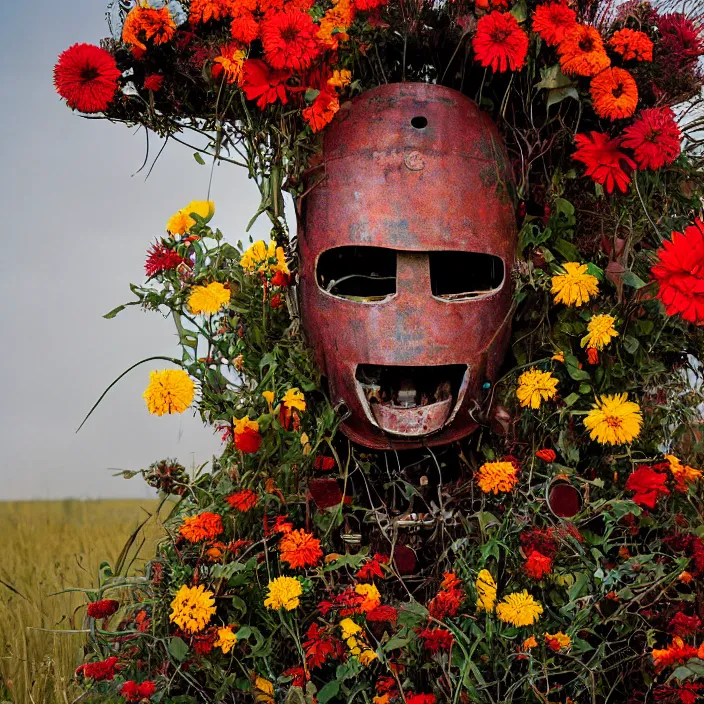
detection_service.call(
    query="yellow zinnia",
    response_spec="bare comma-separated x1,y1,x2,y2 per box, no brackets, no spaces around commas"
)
166,200,215,235
263,576,302,611
475,569,497,613
584,393,642,445
143,369,195,416
282,387,306,411
187,281,231,315
496,591,543,627
477,461,519,494
582,314,618,350
169,584,216,633
214,626,238,654
551,262,599,307
516,368,559,409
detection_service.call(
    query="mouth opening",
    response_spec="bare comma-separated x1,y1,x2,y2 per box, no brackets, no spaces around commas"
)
355,364,468,437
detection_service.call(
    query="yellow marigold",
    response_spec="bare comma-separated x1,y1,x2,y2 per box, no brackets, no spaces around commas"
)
166,200,215,235
545,631,572,650
328,68,352,90
476,569,497,613
282,387,306,411
169,584,216,634
665,454,702,491
240,240,289,275
551,262,599,306
558,24,610,77
522,635,538,650
143,369,195,416
582,314,618,350
477,461,519,494
214,626,237,654
253,675,275,704
359,648,378,665
339,617,362,639
179,512,223,543
496,591,544,627
234,415,259,434
262,391,275,407
214,44,246,84
188,281,231,315
584,393,642,445
318,0,354,49
552,351,565,363
355,583,381,613
264,576,302,611
516,368,559,409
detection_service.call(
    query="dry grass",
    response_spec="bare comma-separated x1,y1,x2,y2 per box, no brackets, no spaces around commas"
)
0,500,164,704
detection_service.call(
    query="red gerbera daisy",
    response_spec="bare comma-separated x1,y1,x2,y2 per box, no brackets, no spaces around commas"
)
241,59,290,109
622,107,681,171
532,3,577,47
145,242,184,277
651,219,704,324
261,8,320,72
473,11,529,72
53,43,121,113
625,466,670,508
573,131,636,193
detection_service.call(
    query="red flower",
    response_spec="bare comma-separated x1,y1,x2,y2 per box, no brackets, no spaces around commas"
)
406,695,436,704
356,553,389,581
651,219,704,324
418,627,454,653
270,293,285,308
573,132,635,193
535,448,557,462
87,599,119,619
524,550,553,580
314,455,336,471
304,623,341,669
121,681,156,702
76,656,119,681
428,586,464,620
366,604,398,623
303,89,340,132
143,74,164,92
521,527,558,558
241,59,290,109
473,11,529,72
54,43,121,113
235,427,262,453
608,28,653,61
625,466,670,508
654,683,704,704
231,12,260,43
657,13,704,67
192,629,217,655
145,242,184,277
586,346,599,365
668,612,702,637
353,0,387,11
261,9,319,72
272,515,294,533
271,270,292,287
283,666,307,687
532,3,577,46
622,107,681,171
226,488,258,511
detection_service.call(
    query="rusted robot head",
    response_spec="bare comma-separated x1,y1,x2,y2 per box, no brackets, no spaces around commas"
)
298,83,516,450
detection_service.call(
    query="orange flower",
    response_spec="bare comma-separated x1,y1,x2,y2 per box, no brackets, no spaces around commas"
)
355,583,381,612
652,637,700,672
189,0,238,24
524,551,552,580
532,3,577,46
318,0,356,49
590,67,638,120
679,571,694,584
122,5,176,51
558,25,610,76
279,529,323,569
303,89,340,132
225,489,258,512
608,28,653,61
536,448,557,462
213,44,246,84
586,346,599,364
179,512,224,543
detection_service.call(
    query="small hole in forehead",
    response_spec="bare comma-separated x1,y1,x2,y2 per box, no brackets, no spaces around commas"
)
410,116,428,129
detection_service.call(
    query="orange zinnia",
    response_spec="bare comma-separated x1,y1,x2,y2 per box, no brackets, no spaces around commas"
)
590,67,638,120
279,528,323,569
122,5,176,51
179,512,224,543
608,28,653,61
558,25,610,76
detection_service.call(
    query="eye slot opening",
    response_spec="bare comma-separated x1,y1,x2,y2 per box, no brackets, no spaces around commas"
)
429,251,505,301
317,246,397,302
410,116,428,129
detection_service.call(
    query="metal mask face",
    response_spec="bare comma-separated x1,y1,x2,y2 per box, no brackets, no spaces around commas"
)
298,83,516,450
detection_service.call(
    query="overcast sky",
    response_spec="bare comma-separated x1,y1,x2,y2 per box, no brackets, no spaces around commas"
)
0,1,273,500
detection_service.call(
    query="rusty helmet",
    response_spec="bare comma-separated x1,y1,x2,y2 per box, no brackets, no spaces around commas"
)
298,82,516,450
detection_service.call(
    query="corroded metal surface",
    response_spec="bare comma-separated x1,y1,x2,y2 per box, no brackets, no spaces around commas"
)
298,82,517,450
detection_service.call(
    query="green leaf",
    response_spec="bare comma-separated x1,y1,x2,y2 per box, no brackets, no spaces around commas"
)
564,393,580,407
586,262,605,281
536,64,573,90
623,335,640,354
547,86,579,109
509,0,527,22
317,680,340,704
103,303,133,319
567,364,590,381
193,152,206,165
621,270,646,289
169,636,189,662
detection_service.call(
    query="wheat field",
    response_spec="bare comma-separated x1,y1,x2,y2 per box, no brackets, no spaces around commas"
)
0,500,164,704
